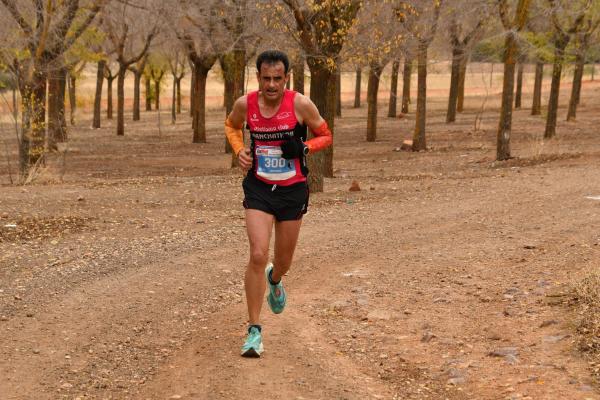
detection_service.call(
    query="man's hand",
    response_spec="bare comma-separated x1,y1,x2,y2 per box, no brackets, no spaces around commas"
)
281,139,307,159
238,147,252,171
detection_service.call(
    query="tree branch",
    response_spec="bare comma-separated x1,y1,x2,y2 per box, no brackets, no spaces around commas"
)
0,0,33,37
60,2,104,54
497,0,510,29
123,28,157,67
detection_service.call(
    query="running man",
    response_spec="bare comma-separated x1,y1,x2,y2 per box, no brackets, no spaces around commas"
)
225,50,332,357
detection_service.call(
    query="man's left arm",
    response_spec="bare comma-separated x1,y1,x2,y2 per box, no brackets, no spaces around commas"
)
297,95,332,154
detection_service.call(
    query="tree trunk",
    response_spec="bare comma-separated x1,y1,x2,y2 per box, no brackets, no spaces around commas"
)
221,50,246,115
293,55,305,94
192,64,209,143
107,76,114,120
117,67,126,136
223,77,233,112
68,74,76,125
544,43,567,139
154,78,161,110
514,62,524,109
531,62,543,115
60,74,68,130
457,58,467,112
388,60,399,118
306,58,336,192
497,32,518,160
220,50,245,155
573,40,589,107
92,60,106,129
412,43,428,151
189,61,195,116
19,70,47,174
567,53,584,121
171,75,177,124
12,87,17,122
366,63,383,142
145,76,152,111
353,67,361,108
446,46,463,123
336,69,342,117
286,79,291,89
401,57,412,114
133,72,142,121
176,78,182,114
48,67,68,150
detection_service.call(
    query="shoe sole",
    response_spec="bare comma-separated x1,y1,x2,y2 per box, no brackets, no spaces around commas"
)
265,264,286,314
241,344,264,358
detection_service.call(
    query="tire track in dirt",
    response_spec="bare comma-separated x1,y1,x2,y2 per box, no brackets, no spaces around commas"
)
138,277,398,400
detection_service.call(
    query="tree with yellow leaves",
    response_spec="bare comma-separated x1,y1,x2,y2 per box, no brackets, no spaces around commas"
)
275,0,362,192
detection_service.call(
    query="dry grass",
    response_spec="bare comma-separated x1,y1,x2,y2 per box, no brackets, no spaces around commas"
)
573,267,600,378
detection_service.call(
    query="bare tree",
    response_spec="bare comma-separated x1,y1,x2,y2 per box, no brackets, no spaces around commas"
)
47,64,68,150
566,14,600,121
353,66,362,108
215,0,263,156
513,56,525,109
496,0,531,161
445,2,487,123
0,0,104,174
344,1,405,142
544,0,590,138
103,1,159,136
525,7,551,116
401,47,414,114
406,0,443,152
388,60,400,117
148,55,167,111
67,61,87,125
92,59,107,128
129,54,148,121
168,51,186,123
104,62,117,120
174,0,220,143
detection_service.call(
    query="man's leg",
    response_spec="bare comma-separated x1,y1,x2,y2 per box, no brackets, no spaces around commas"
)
272,219,303,282
245,209,274,325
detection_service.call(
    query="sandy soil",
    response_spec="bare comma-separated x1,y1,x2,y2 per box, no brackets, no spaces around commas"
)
1,71,600,400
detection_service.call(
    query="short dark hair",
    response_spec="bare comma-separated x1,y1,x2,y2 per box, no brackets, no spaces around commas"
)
256,50,290,74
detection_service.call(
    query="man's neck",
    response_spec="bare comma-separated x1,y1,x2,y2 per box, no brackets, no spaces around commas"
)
259,92,283,110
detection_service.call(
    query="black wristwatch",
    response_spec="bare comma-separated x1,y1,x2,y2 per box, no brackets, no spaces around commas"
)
303,144,309,156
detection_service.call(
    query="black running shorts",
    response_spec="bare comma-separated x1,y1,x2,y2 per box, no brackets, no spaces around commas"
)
242,175,309,221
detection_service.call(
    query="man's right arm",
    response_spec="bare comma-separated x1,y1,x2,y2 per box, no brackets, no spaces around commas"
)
225,96,252,171
225,96,247,156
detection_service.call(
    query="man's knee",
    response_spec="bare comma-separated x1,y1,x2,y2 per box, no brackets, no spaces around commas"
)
249,248,269,268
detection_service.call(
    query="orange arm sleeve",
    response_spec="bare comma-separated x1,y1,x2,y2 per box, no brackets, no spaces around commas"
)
224,118,245,156
305,121,332,153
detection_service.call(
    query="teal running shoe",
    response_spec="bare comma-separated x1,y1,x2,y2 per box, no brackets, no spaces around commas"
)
241,325,263,358
265,263,286,314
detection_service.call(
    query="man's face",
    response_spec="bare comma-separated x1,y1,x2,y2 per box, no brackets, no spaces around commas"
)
257,61,288,102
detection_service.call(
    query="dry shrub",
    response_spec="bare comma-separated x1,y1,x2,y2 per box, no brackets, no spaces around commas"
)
573,268,600,358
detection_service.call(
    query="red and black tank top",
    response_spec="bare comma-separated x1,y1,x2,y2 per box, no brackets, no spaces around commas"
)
246,89,308,186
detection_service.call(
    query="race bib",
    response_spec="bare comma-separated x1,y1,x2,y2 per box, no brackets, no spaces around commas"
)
255,145,297,181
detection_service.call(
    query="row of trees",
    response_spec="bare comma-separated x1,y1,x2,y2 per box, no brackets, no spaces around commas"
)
1,0,599,191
